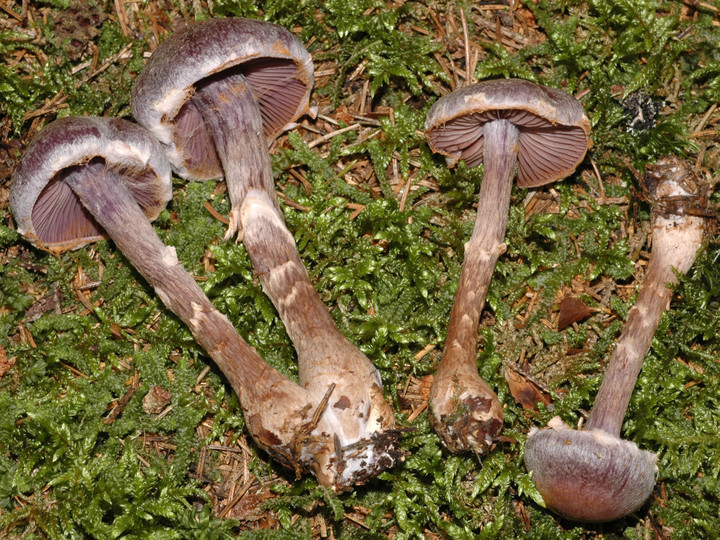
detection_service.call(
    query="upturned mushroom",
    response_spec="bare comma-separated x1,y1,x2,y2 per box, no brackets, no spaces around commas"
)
525,156,715,522
10,116,395,490
132,18,401,485
424,79,591,454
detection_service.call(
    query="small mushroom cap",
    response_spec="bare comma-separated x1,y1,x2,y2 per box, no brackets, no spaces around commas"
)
131,17,314,181
10,116,172,253
425,79,591,188
524,417,658,523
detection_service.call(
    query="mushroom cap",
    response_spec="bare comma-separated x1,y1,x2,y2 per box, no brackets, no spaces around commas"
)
425,79,591,188
10,116,172,253
524,418,658,523
131,17,314,181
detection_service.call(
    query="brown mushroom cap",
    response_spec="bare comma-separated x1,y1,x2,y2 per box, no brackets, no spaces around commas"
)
131,17,314,181
425,79,591,188
10,116,171,252
525,418,657,522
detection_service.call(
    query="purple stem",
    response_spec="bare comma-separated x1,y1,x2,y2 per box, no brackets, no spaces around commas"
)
429,119,519,453
63,159,314,464
585,257,676,435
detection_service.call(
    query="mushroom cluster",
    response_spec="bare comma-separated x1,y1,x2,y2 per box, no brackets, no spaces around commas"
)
10,18,400,491
9,12,711,525
10,115,331,486
131,17,401,489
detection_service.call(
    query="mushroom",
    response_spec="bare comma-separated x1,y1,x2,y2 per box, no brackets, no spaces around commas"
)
131,17,313,239
424,79,591,454
9,116,393,490
132,18,401,486
524,156,714,522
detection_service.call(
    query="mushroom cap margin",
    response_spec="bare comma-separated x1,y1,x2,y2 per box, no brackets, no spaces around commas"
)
10,116,172,252
524,419,658,523
425,79,591,187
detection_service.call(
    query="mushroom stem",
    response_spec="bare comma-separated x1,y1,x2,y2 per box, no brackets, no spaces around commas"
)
524,156,713,522
60,159,319,465
585,230,701,434
445,120,518,349
195,75,279,240
194,74,401,488
429,119,519,454
240,195,378,391
587,158,709,436
196,75,346,370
